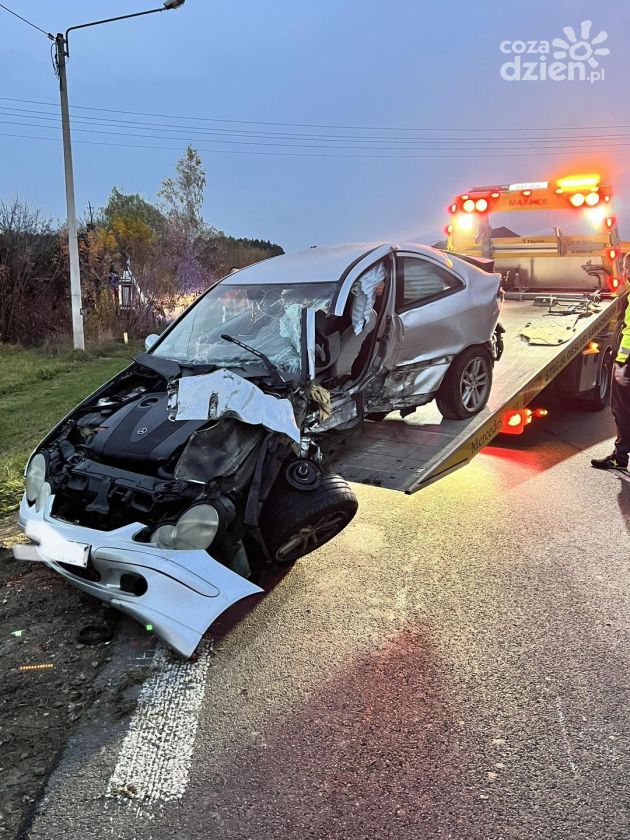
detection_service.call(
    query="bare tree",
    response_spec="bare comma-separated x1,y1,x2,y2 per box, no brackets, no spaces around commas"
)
158,145,210,294
0,199,67,343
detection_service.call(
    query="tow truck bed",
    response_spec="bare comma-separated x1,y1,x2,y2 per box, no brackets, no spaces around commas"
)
329,294,627,494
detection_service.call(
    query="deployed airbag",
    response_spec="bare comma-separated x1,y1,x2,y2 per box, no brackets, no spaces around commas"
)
351,262,386,334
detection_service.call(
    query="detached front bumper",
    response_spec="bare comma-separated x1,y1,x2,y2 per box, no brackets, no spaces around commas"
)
15,493,262,657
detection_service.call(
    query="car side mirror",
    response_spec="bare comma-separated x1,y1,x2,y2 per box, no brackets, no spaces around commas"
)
144,333,159,352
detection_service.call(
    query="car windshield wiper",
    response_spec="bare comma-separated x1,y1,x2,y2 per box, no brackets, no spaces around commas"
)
134,352,218,379
134,352,182,380
220,333,286,387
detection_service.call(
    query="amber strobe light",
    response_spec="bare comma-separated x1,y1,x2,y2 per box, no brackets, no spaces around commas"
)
556,173,601,191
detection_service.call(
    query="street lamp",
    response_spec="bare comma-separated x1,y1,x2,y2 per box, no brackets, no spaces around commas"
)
54,1,186,350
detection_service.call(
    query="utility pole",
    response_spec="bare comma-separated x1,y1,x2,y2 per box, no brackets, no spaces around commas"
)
52,1,185,352
55,32,84,351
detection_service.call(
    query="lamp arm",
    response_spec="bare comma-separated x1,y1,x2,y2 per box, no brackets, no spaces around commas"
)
64,7,165,56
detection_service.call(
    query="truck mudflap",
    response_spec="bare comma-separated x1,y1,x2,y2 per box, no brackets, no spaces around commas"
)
15,497,263,658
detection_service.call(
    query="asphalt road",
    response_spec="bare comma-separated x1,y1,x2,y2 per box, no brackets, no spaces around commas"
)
27,402,630,840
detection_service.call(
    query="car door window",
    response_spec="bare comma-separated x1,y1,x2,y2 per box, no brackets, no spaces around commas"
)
397,256,464,311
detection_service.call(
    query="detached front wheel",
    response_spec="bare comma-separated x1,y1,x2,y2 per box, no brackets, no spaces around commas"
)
260,473,358,565
436,346,493,420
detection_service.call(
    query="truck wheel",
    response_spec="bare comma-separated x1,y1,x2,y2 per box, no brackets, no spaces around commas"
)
260,474,358,565
578,348,613,411
436,347,493,420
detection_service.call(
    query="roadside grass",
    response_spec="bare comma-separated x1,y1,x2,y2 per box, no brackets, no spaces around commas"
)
0,342,141,514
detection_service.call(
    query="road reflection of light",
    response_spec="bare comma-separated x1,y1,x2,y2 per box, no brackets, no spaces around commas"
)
476,444,558,491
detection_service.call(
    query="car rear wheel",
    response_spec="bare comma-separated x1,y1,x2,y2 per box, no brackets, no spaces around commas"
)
436,347,493,420
260,474,358,565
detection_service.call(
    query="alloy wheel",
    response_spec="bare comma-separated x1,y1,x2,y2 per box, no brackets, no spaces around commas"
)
460,357,490,411
276,511,349,562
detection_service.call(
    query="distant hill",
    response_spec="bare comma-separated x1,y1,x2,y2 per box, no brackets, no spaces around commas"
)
203,234,284,280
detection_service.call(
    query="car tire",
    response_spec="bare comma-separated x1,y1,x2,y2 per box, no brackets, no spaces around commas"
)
436,346,493,420
260,474,358,565
576,348,613,412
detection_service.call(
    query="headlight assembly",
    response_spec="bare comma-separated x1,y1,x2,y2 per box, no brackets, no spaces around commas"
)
35,481,51,513
25,453,46,504
153,504,220,550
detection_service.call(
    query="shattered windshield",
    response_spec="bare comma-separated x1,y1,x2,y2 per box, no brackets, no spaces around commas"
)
153,282,336,374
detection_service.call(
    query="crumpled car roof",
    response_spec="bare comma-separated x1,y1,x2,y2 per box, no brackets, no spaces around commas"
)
222,241,463,288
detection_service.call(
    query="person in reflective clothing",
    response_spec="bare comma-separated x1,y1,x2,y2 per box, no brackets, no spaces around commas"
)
592,254,630,470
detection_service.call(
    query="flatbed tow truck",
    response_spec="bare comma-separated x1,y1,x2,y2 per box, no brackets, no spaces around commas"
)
331,173,629,493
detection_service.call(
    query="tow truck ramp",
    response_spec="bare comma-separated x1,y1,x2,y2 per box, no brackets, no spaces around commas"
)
329,294,626,494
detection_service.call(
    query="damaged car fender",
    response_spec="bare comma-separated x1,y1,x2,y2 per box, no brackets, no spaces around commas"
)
16,499,262,658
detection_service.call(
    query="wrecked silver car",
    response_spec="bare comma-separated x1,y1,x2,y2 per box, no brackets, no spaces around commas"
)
15,243,502,656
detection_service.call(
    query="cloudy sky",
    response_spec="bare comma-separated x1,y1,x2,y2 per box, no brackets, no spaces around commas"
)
0,0,628,250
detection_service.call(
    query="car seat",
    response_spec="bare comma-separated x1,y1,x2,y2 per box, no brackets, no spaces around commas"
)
327,309,378,379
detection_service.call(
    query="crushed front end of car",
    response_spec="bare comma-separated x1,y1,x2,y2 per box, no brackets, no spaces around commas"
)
15,278,358,657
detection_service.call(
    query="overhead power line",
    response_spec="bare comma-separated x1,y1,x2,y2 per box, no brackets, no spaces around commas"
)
1,95,629,135
2,130,630,160
3,106,630,154
2,104,630,146
0,4,51,37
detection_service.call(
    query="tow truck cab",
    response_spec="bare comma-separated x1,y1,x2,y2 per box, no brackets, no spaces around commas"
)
445,173,627,418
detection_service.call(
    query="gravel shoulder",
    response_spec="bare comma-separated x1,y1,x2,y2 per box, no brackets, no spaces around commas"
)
0,516,123,839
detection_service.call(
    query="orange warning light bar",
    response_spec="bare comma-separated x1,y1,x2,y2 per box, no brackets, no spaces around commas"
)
556,173,601,191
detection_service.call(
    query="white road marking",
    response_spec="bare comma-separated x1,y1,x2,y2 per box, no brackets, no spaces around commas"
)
389,557,418,623
107,642,211,807
555,694,578,779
